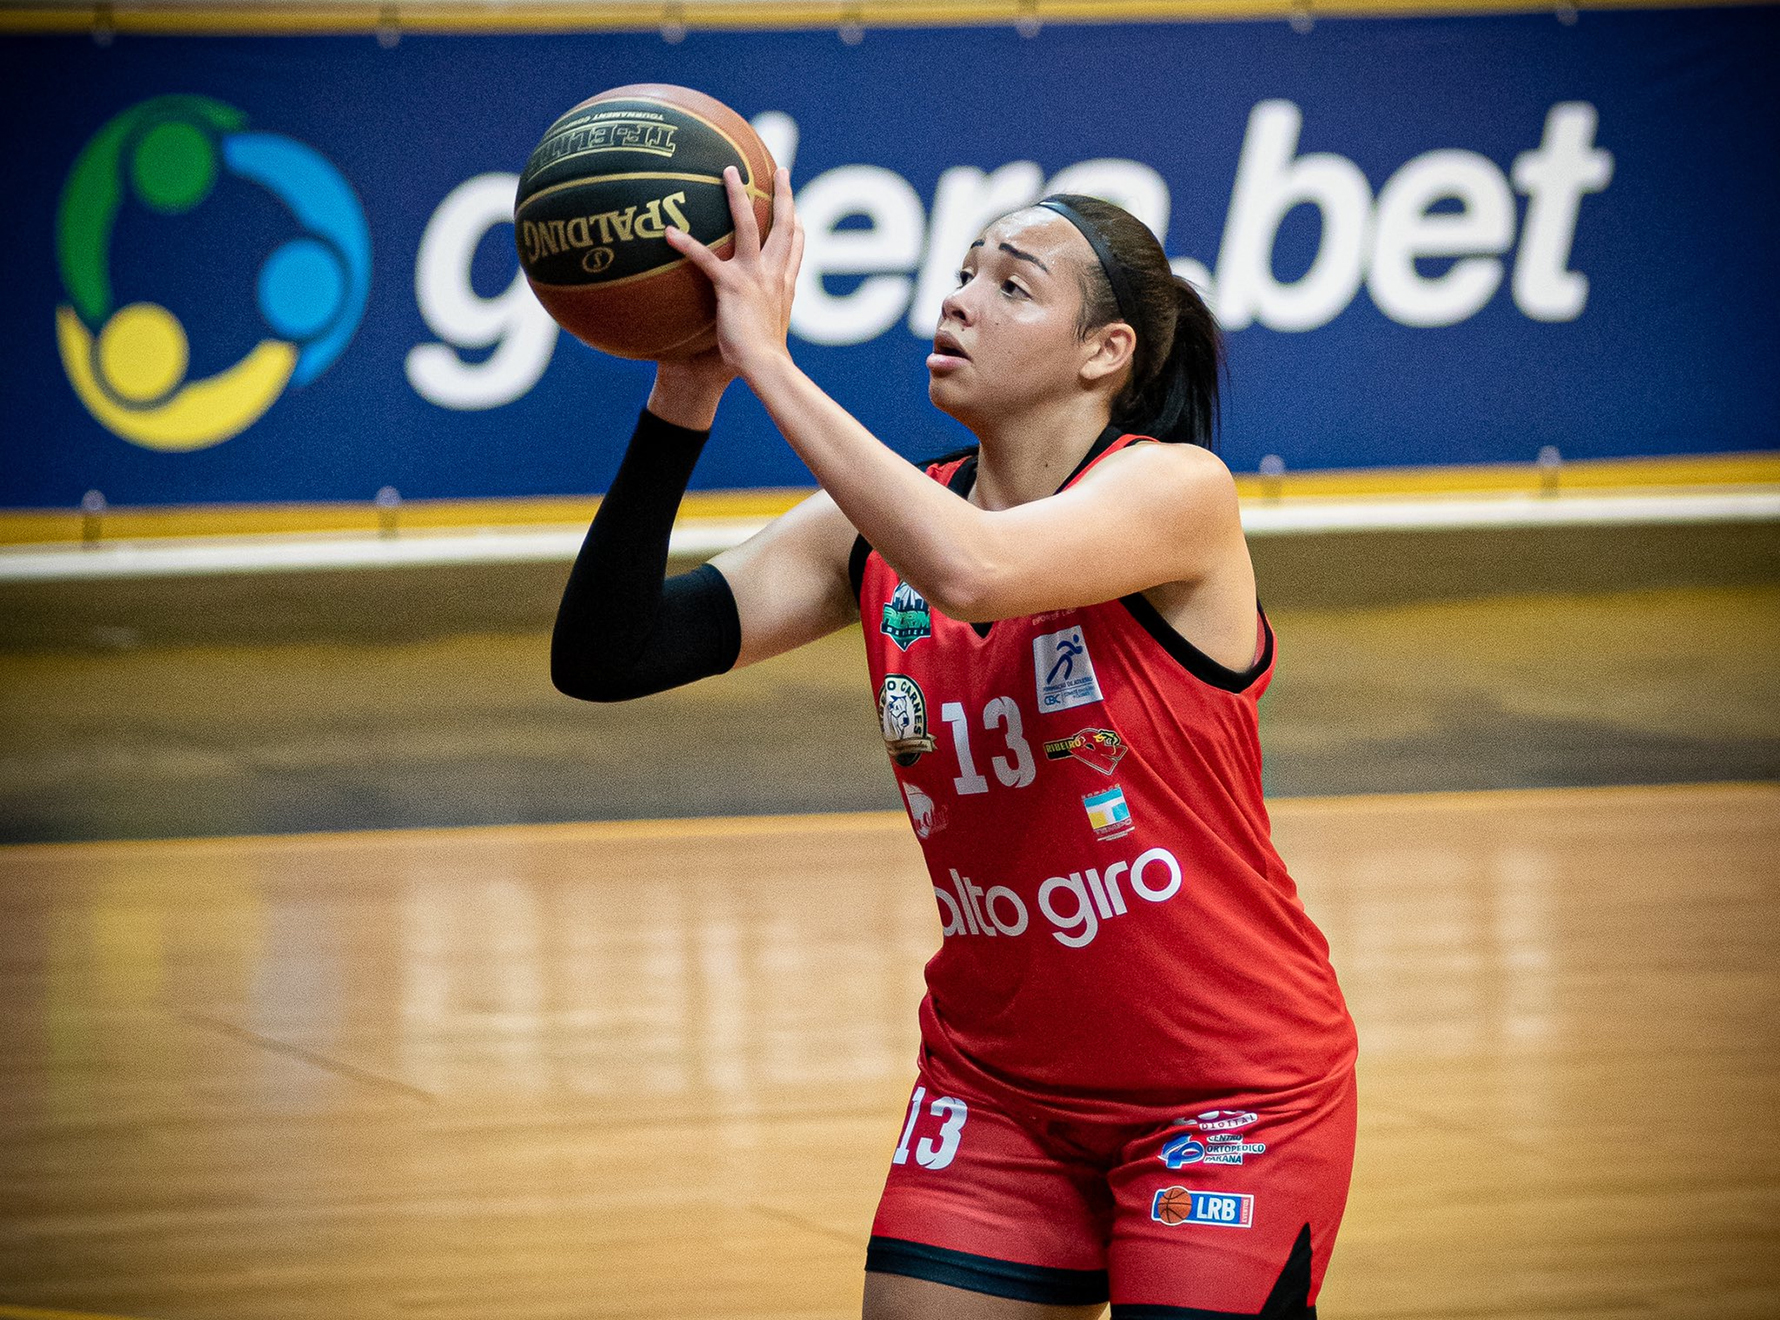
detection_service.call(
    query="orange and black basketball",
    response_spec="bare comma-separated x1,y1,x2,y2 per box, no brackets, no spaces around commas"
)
514,84,776,360
1152,1187,1193,1225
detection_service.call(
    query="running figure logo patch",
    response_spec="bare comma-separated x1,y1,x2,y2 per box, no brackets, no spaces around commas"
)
880,580,932,650
1033,625,1103,713
878,674,936,766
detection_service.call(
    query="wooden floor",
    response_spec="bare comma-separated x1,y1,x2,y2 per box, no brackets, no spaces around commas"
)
1,783,1777,1319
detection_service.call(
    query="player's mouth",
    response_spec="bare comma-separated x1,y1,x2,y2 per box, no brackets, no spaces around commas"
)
927,331,971,373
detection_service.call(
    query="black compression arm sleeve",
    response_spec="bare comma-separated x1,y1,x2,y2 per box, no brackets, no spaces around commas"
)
550,409,742,702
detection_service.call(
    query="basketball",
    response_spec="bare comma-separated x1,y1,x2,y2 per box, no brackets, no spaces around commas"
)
514,84,776,360
1152,1187,1193,1225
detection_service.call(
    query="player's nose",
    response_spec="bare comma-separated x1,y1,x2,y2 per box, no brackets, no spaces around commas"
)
939,284,975,327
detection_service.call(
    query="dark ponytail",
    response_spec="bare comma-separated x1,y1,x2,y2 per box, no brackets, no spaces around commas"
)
1041,194,1223,451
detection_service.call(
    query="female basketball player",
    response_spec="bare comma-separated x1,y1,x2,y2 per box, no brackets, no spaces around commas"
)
552,165,1358,1319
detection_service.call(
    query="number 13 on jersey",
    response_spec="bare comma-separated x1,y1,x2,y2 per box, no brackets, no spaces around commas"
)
893,1085,969,1170
942,697,1036,796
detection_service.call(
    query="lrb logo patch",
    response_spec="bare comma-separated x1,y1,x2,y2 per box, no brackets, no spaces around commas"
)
1151,1186,1255,1229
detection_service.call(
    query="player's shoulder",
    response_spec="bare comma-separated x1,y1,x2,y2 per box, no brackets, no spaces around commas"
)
1090,437,1238,507
1111,434,1232,477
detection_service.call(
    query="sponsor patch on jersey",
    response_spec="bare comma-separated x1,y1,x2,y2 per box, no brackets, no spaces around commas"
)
1163,1111,1267,1166
1160,1131,1207,1168
880,580,932,650
878,674,936,766
1082,785,1134,841
1043,727,1127,775
1176,1109,1259,1133
1161,1127,1268,1168
1151,1187,1255,1229
902,781,946,839
1033,625,1103,713
1202,1134,1268,1164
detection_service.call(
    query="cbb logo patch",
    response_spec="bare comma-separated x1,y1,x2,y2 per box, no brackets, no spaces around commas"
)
55,94,370,450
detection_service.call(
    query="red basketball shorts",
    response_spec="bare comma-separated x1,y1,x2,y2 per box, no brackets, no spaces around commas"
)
866,1042,1357,1316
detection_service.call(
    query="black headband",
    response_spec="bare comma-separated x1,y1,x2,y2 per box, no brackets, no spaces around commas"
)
1038,197,1138,325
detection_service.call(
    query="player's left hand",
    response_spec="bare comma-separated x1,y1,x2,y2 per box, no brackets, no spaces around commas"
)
663,165,803,381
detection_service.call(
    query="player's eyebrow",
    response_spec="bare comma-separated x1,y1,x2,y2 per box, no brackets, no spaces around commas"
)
966,239,1051,273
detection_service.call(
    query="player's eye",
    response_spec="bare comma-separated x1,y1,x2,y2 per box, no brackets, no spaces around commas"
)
955,269,972,287
1002,279,1029,298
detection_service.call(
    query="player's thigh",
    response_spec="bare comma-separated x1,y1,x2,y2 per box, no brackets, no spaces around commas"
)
1105,1069,1358,1317
868,1069,1113,1311
863,1272,1105,1320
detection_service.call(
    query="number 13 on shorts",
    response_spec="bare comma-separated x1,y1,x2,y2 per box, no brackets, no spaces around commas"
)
893,1085,969,1171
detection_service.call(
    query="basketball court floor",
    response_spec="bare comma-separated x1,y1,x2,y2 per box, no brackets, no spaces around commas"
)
1,786,1775,1318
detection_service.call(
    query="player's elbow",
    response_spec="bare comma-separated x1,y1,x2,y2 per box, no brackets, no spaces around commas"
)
551,661,613,703
550,635,632,703
921,551,1018,625
926,582,995,626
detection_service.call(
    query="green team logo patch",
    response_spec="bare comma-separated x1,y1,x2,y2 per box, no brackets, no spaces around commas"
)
881,579,932,650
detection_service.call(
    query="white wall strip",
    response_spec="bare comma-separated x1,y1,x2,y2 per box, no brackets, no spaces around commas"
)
1239,490,1780,535
0,519,766,583
2,492,1775,583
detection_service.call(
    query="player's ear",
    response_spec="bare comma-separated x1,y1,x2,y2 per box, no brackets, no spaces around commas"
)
1080,321,1136,386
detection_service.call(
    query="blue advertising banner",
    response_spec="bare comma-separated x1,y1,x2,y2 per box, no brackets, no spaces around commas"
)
2,7,1777,507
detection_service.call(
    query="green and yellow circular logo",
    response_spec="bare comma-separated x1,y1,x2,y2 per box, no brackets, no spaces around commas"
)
55,94,371,451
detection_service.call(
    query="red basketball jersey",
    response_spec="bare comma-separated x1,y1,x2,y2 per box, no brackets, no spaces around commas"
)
858,433,1356,1108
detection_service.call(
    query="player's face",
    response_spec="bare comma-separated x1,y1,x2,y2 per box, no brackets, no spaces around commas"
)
927,210,1100,427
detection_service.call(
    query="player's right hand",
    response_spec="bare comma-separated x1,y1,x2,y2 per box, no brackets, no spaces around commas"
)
663,165,805,383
